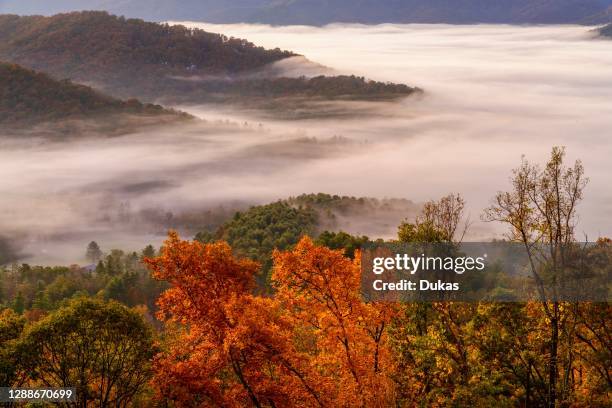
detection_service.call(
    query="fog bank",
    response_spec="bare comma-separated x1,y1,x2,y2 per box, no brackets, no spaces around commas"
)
177,22,612,236
2,23,611,264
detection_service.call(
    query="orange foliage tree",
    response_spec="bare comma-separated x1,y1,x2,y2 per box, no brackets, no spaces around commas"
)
272,238,396,407
145,232,396,407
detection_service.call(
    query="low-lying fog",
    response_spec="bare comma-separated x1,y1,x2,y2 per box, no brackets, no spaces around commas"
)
2,24,611,264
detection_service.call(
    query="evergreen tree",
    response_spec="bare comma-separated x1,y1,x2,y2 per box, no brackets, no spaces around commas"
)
85,241,103,264
12,292,25,314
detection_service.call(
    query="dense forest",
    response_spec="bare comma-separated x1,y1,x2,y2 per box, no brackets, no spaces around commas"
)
0,12,418,105
0,150,610,407
0,12,293,79
0,193,412,318
0,62,189,128
166,75,420,104
195,193,416,274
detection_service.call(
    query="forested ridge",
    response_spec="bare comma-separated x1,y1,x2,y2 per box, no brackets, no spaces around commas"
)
167,75,420,103
0,62,189,125
0,12,418,104
195,193,416,274
0,11,293,79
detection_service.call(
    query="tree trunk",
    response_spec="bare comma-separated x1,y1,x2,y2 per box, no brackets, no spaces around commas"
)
548,302,559,408
526,361,531,408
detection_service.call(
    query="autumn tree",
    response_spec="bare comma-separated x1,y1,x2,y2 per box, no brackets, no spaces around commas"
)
392,194,487,405
398,193,467,243
571,300,612,405
272,237,397,407
146,232,327,407
484,147,588,407
147,232,398,407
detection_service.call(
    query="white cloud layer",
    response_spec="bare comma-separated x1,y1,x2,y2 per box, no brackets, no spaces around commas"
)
1,23,611,264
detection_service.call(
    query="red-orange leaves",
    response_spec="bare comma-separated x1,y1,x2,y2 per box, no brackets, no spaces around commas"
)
146,232,327,407
146,233,396,407
273,237,396,407
145,231,258,325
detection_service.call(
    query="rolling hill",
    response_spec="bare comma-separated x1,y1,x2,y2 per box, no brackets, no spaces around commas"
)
1,0,612,25
0,62,188,128
0,12,417,105
0,11,293,100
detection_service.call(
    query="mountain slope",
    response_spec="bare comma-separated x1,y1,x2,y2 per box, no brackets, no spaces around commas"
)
1,0,612,24
0,12,293,89
0,12,418,105
0,62,186,125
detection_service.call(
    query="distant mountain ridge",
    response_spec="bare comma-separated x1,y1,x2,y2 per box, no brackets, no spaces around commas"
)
249,0,612,25
1,0,612,24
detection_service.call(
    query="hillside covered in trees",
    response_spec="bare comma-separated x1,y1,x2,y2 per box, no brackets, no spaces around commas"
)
154,75,420,105
0,12,418,105
0,62,189,130
0,12,293,80
194,193,417,275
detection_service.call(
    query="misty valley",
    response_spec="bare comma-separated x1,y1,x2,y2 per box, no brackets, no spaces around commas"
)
1,14,611,265
0,9,611,408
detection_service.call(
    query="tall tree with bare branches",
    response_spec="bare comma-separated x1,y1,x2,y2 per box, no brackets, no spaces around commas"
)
484,147,588,407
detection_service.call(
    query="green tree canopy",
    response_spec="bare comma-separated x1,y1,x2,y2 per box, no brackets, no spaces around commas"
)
16,298,156,407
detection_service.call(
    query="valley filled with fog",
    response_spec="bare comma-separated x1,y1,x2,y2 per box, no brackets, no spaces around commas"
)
2,23,611,264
